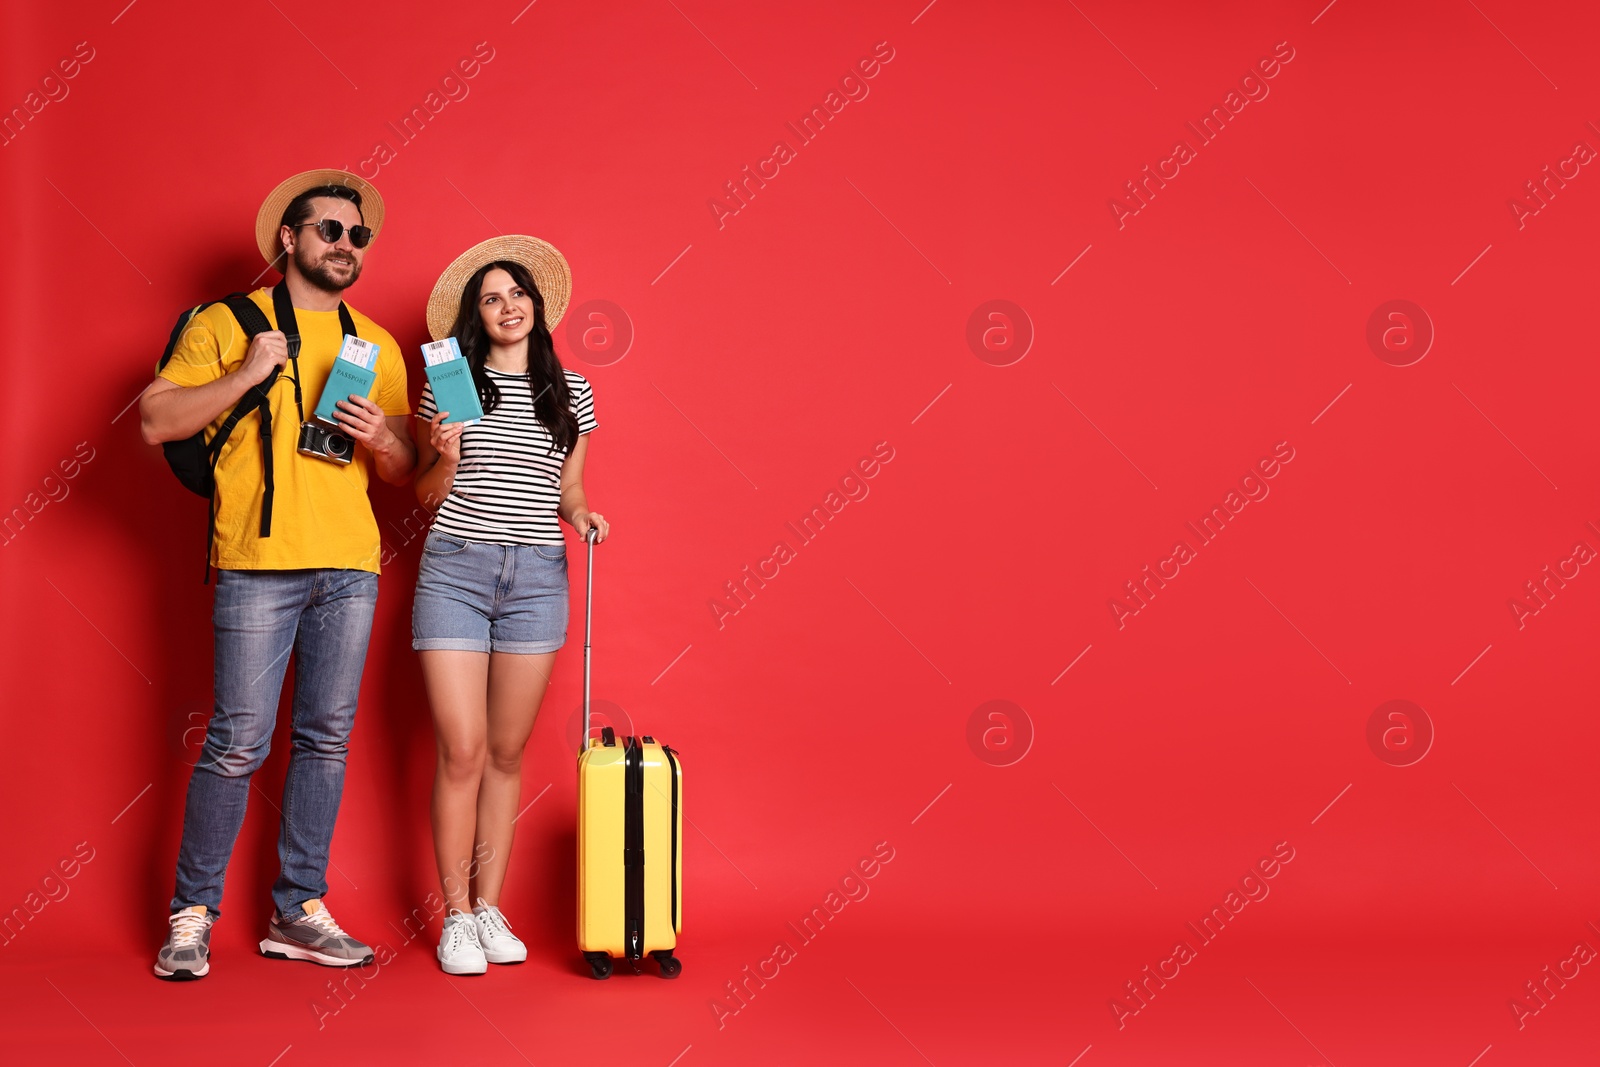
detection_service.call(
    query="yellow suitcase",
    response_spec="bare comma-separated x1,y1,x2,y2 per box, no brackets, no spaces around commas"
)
576,528,683,979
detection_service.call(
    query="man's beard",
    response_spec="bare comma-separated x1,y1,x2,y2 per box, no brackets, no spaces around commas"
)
294,244,362,293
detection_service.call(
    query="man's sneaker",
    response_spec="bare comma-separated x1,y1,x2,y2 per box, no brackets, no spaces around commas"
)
259,898,373,968
472,898,527,965
154,905,213,980
438,910,487,975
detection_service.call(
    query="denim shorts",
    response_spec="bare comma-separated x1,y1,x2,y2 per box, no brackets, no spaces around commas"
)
412,530,569,654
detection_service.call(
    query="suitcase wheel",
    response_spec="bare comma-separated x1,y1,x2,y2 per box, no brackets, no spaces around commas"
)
651,950,683,979
582,952,613,980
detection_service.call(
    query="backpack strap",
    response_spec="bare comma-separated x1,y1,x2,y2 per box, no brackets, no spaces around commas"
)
219,293,273,341
195,293,276,583
205,293,278,465
220,293,283,539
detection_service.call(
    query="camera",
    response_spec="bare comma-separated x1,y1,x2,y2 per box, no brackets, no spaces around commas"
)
297,420,354,465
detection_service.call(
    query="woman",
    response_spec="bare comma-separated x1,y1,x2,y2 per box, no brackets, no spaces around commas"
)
411,235,609,975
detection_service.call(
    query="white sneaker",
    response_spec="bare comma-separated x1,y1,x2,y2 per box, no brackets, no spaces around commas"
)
437,910,487,975
473,897,527,964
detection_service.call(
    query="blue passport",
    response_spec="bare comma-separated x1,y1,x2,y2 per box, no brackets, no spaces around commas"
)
312,335,380,426
421,338,485,425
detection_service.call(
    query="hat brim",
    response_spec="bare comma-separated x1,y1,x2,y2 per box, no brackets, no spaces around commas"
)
426,235,572,341
255,169,386,268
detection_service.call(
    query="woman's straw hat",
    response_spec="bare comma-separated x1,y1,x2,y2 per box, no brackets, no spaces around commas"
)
255,169,386,267
426,234,572,341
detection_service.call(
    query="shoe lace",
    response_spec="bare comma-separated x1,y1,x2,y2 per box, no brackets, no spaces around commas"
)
444,913,480,954
169,910,209,948
476,902,513,939
301,906,351,939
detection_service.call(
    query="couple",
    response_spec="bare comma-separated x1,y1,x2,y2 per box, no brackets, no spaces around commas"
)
137,168,608,979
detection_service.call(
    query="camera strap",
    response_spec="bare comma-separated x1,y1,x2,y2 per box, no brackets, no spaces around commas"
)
259,281,360,537
269,280,359,423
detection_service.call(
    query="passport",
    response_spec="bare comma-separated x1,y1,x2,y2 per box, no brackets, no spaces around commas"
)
311,334,380,427
421,337,484,426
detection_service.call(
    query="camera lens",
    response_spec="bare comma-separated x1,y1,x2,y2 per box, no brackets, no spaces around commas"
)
328,434,350,457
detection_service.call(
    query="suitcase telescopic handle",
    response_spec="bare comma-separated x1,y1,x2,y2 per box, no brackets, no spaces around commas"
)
581,525,599,755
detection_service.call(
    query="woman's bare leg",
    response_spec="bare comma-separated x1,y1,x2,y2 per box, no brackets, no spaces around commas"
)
421,649,491,914
472,651,557,906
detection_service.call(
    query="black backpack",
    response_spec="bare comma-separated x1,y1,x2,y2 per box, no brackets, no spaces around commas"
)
155,281,359,581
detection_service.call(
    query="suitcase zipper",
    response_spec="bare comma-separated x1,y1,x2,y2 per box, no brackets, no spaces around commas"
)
623,735,644,961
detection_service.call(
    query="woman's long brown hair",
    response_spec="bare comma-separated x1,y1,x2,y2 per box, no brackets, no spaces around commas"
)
450,259,578,454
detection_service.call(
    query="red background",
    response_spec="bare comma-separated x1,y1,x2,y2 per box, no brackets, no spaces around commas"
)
3,1,1599,1064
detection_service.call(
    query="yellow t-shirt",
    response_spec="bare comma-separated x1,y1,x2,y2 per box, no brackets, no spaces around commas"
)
159,288,410,573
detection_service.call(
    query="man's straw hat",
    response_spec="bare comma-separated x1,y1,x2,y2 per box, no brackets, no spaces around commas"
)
426,235,572,341
255,169,386,268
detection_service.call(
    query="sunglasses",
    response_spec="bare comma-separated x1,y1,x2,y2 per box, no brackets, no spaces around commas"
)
291,219,373,248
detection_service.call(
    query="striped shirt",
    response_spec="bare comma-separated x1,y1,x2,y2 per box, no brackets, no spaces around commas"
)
418,366,598,545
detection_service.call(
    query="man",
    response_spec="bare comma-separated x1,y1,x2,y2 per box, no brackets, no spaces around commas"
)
139,169,416,980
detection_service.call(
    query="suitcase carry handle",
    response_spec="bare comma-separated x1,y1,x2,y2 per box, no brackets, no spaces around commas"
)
581,524,599,755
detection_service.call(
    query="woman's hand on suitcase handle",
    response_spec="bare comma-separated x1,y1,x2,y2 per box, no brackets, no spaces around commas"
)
576,512,609,544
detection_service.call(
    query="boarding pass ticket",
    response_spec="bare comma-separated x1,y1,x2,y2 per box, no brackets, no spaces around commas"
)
338,335,380,370
421,337,464,367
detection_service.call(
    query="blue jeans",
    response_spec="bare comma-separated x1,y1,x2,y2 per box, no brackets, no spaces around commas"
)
171,568,379,921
